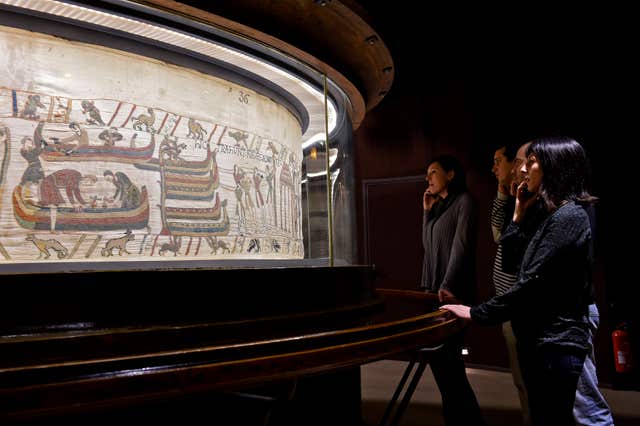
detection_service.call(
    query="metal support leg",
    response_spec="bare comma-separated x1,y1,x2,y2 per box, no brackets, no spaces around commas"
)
226,379,297,426
379,345,443,426
378,359,418,426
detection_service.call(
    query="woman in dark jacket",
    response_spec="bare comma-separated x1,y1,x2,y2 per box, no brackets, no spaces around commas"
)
421,154,484,425
443,137,597,425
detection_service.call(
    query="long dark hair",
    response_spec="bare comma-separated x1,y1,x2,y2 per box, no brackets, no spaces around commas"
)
428,154,467,194
527,136,598,211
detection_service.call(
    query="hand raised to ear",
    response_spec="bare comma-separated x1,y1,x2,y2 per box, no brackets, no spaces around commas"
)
423,189,437,211
513,181,538,223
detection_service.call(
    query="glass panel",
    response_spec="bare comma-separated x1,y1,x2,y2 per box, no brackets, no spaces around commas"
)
300,77,356,265
0,2,349,271
301,128,330,260
327,79,356,265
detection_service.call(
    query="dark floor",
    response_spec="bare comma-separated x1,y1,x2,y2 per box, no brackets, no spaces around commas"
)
361,360,640,426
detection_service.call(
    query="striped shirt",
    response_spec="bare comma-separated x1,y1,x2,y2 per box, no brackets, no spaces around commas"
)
491,192,517,296
491,192,509,243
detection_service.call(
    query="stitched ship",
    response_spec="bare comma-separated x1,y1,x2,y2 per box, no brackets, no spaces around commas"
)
40,134,156,163
164,193,221,221
164,199,230,236
154,147,230,236
135,147,215,175
12,185,150,231
164,163,219,201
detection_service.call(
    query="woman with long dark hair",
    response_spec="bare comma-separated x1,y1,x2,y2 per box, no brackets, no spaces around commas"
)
443,137,598,425
421,154,485,425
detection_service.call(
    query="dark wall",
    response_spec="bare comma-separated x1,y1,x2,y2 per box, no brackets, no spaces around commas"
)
354,6,633,384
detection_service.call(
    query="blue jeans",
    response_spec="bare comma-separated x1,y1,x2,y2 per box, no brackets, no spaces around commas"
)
519,346,586,426
574,304,614,425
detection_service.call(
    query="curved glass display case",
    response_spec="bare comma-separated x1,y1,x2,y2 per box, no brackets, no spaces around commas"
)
0,4,466,424
0,0,359,271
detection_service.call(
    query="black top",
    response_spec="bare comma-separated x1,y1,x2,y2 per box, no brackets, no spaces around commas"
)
471,202,592,353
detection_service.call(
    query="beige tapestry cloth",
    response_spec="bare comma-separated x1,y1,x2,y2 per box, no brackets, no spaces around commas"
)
0,26,303,264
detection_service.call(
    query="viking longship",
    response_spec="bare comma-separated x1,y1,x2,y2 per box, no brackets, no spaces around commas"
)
135,147,214,175
40,134,156,164
165,193,221,221
164,165,219,201
165,179,217,201
12,185,150,231
164,199,230,236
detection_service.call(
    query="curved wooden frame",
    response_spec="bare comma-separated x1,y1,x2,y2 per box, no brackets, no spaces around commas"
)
0,289,460,421
135,0,394,129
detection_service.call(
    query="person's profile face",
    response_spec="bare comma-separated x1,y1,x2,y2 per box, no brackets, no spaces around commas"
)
512,142,531,187
425,162,452,197
492,147,513,184
522,153,542,193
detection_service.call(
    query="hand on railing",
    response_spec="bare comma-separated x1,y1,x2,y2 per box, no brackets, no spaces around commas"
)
440,304,471,321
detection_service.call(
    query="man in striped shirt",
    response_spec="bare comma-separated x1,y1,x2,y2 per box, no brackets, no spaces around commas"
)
491,142,532,425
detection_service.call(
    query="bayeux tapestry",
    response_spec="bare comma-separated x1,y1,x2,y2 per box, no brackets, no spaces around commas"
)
0,26,303,265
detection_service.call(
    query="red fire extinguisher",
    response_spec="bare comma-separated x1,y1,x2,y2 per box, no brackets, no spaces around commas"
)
612,322,635,373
